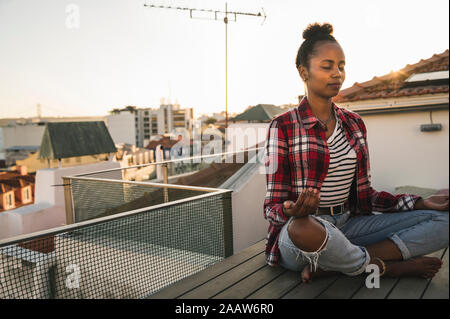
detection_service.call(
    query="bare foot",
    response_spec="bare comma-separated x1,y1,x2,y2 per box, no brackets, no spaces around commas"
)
301,265,339,283
386,257,443,279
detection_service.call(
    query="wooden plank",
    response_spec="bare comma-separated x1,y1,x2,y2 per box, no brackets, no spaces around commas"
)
247,270,302,299
282,274,340,299
387,249,444,299
179,253,267,299
149,240,265,299
352,276,399,299
422,248,449,299
213,265,285,299
317,275,366,299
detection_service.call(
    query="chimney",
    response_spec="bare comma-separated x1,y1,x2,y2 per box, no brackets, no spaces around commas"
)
17,165,28,176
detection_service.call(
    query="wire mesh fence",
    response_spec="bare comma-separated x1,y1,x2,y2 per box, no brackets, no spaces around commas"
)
0,190,232,299
70,178,212,223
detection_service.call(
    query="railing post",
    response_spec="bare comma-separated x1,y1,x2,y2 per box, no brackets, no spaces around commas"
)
162,163,169,203
222,191,233,257
63,177,74,224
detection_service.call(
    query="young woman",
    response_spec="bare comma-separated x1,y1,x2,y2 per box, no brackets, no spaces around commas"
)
263,22,449,283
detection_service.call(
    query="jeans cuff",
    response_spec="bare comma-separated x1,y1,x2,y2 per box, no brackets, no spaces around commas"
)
388,233,411,260
343,247,371,276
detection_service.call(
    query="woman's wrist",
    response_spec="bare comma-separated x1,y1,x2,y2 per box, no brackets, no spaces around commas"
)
414,197,425,210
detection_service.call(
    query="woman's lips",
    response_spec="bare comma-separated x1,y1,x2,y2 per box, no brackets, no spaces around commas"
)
328,83,341,89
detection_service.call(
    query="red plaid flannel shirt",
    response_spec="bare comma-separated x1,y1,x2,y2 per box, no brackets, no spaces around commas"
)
263,97,421,267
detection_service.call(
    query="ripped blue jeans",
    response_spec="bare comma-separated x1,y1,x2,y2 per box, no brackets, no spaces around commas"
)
278,210,449,276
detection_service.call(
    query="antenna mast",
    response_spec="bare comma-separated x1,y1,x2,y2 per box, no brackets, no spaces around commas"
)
144,1,266,128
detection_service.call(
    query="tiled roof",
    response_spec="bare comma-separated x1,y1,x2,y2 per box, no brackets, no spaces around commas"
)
333,49,449,103
0,183,14,194
145,136,185,149
0,171,35,192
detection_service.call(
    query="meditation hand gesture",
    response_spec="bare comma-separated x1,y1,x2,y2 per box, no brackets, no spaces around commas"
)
283,188,321,218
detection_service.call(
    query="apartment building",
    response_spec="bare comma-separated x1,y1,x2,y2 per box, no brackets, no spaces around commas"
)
107,104,194,147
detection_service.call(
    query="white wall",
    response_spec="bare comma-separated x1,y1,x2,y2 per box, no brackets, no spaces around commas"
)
361,109,449,193
0,161,121,240
106,112,136,145
230,167,268,253
0,128,4,159
0,125,45,149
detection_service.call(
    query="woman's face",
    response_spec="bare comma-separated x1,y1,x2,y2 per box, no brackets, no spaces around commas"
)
299,41,346,99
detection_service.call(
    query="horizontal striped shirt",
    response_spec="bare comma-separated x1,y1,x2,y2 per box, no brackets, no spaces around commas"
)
319,118,357,207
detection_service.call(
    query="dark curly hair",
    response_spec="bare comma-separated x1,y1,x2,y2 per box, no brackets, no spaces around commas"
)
295,22,339,70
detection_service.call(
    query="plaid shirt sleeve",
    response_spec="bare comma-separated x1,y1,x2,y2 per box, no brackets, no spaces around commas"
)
263,119,290,226
358,118,422,212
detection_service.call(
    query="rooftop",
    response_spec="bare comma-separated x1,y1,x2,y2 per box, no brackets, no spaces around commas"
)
333,49,449,103
231,104,285,122
38,121,117,160
150,240,448,299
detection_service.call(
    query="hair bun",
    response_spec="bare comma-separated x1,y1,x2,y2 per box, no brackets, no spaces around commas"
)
302,23,334,41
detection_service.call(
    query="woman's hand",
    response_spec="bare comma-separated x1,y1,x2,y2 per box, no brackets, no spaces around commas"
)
283,188,320,218
414,194,449,211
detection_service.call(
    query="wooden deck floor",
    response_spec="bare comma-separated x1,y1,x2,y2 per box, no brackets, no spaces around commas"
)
149,240,449,299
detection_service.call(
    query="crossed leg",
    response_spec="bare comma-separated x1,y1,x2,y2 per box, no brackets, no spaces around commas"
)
287,214,444,283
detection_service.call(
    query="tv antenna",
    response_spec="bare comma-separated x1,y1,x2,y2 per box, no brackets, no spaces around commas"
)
144,1,266,128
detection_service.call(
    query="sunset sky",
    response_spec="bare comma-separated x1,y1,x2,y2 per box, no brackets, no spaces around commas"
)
0,0,448,118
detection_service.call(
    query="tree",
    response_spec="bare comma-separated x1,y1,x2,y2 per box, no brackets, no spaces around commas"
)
205,117,217,125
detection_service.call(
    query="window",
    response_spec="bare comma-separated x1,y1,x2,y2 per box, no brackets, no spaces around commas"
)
6,193,13,206
24,188,30,201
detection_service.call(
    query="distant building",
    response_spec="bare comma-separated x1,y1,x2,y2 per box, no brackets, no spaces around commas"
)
107,104,194,147
230,104,285,123
105,111,136,146
38,121,117,165
16,150,110,173
0,166,35,212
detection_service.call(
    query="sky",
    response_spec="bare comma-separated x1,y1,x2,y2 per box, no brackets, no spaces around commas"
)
0,0,448,119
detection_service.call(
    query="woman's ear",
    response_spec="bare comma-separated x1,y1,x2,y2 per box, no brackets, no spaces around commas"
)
298,65,308,82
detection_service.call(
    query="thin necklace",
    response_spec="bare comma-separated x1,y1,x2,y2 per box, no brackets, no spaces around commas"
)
317,109,335,131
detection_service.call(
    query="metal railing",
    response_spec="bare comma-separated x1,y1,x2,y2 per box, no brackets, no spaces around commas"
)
0,188,232,299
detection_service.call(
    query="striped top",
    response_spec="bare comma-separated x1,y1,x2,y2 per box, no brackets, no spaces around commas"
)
319,118,357,207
